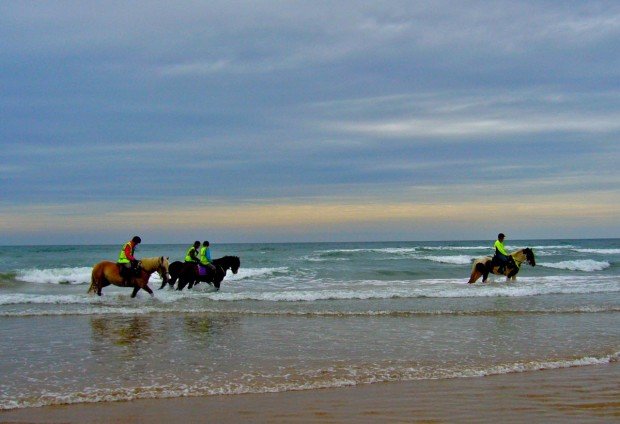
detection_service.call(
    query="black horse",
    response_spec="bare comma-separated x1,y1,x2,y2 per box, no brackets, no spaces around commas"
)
159,256,240,291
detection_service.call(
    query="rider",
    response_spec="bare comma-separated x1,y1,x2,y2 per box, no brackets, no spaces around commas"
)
492,233,510,274
199,241,217,272
184,241,201,266
118,236,141,286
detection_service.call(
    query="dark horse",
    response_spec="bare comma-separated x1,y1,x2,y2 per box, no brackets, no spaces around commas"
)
159,256,241,291
468,248,536,284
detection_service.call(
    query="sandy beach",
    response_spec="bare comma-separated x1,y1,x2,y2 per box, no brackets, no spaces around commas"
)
1,363,617,423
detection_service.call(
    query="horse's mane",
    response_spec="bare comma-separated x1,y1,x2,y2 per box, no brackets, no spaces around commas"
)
140,256,167,271
213,255,239,263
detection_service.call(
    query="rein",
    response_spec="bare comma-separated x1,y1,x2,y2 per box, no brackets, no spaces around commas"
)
511,254,524,269
510,250,531,269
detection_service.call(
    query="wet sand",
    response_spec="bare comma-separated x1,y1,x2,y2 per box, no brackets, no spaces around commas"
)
1,363,618,423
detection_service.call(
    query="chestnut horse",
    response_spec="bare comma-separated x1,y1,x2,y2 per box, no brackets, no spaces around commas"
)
468,248,536,284
88,256,170,297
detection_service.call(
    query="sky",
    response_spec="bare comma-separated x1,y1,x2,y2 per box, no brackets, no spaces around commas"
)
1,1,619,244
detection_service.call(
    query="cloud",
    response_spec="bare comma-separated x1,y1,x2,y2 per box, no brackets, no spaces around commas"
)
330,113,620,138
316,90,620,138
1,1,619,242
2,188,618,242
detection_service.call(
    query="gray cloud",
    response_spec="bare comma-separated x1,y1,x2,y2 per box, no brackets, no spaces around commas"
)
1,1,619,242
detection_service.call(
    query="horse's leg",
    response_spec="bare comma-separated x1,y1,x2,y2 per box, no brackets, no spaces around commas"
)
467,270,480,284
143,284,154,297
506,268,518,281
131,286,140,298
188,268,199,289
468,263,485,284
89,278,101,295
166,274,178,289
97,279,111,296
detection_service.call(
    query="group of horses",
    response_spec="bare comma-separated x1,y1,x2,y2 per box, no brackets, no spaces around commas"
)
87,246,537,298
88,255,241,298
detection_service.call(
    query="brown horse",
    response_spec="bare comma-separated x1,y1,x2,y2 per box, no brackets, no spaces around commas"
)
88,256,170,297
468,248,536,284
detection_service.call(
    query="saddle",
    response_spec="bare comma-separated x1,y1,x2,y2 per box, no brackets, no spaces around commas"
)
490,255,515,273
117,262,141,278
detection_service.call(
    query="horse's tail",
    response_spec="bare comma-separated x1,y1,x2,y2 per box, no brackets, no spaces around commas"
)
88,264,100,294
468,259,489,284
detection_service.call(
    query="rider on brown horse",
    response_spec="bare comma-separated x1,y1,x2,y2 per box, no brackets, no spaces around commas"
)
118,236,141,286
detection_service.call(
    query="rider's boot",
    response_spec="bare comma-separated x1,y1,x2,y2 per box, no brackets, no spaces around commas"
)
121,268,130,287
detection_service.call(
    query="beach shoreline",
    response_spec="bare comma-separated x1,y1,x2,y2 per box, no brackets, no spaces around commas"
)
1,362,618,423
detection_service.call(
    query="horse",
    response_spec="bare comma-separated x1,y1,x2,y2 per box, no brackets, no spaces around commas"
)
88,256,170,297
468,248,536,284
159,256,240,291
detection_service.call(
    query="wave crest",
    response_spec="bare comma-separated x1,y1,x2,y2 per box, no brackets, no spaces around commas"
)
539,260,610,272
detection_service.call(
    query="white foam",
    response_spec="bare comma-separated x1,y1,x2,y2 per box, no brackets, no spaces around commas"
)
318,248,418,254
0,294,98,306
2,274,618,306
16,267,92,285
573,248,620,255
539,260,610,272
420,255,474,265
421,245,490,251
530,244,577,249
227,267,288,281
2,351,617,410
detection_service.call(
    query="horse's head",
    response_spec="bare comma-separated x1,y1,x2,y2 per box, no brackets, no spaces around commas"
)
523,248,536,266
228,256,240,274
158,256,171,284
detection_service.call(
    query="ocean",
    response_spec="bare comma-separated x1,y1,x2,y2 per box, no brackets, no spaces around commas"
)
0,239,618,410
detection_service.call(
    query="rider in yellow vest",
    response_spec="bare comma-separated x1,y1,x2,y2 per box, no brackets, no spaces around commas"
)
185,241,201,264
199,241,217,271
118,236,141,285
492,233,510,274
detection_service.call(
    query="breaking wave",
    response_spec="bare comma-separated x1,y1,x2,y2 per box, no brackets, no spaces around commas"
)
2,351,617,410
539,260,610,272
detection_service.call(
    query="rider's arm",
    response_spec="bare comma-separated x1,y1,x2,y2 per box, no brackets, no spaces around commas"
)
494,240,508,256
125,245,136,261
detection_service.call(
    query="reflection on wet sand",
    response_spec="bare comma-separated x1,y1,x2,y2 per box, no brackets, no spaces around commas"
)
183,314,240,340
91,316,153,345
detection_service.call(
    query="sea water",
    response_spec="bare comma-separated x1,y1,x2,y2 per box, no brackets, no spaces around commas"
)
0,239,618,409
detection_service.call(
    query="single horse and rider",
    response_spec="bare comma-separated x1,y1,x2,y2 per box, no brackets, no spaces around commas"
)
468,233,536,284
89,236,170,297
